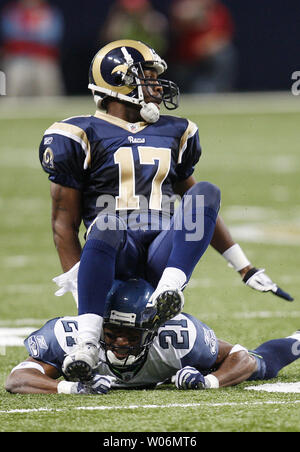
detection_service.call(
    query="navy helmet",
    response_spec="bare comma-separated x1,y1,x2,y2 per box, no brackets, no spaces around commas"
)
88,39,179,111
101,279,158,371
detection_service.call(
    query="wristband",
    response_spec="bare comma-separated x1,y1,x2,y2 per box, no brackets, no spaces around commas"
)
222,244,251,272
57,380,76,394
204,374,219,389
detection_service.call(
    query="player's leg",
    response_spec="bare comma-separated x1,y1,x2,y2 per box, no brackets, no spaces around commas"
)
147,181,220,322
63,214,142,380
248,330,300,381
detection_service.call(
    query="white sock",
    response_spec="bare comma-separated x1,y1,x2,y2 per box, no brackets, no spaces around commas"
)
156,267,187,291
77,313,103,345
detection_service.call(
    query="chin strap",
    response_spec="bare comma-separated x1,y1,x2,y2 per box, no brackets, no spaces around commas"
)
93,92,160,124
93,94,103,109
140,102,160,123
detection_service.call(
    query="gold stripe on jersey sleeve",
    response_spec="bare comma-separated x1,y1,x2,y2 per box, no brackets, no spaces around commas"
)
44,122,91,168
178,120,198,164
94,109,148,133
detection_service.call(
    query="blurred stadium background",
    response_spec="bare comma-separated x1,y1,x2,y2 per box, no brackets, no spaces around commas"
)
1,0,300,95
0,0,300,433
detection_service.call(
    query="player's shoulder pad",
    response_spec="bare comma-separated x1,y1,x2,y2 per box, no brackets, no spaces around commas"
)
159,114,197,130
159,114,197,134
44,115,93,136
24,317,61,360
159,115,198,162
24,316,79,372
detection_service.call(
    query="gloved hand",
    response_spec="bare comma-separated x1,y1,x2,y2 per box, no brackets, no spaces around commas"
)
71,374,116,395
53,261,80,306
243,267,294,302
175,366,206,390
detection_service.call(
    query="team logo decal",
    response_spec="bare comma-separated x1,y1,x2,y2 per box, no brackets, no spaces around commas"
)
36,335,48,350
28,336,39,357
128,136,145,143
203,328,217,355
42,147,55,169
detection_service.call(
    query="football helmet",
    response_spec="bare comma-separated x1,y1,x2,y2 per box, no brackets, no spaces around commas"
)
88,39,179,121
100,278,158,371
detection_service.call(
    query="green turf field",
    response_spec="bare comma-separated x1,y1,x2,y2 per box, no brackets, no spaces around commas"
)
0,93,300,433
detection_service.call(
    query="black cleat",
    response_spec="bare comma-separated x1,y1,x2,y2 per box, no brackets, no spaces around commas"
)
154,288,184,326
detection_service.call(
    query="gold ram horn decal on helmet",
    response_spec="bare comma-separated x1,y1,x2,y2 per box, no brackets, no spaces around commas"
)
111,64,129,75
92,55,133,95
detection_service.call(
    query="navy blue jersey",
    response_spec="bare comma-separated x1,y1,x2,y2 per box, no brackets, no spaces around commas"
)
39,110,201,229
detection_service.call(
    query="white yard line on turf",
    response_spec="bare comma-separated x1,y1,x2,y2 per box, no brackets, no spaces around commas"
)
1,400,300,415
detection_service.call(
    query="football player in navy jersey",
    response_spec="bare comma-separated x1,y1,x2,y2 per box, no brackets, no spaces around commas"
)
39,40,293,380
5,279,300,395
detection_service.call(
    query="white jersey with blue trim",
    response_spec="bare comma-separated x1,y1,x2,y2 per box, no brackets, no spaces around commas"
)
24,313,218,389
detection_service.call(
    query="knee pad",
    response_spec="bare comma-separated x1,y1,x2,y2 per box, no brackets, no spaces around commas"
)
86,214,126,250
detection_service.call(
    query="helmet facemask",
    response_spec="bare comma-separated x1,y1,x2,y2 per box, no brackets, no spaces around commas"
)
127,62,180,111
100,278,158,372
